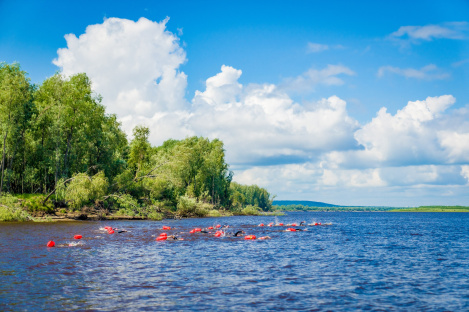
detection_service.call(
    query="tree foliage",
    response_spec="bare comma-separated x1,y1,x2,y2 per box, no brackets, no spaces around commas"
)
0,63,273,218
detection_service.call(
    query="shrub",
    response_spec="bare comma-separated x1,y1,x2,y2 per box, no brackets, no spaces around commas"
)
0,195,32,221
22,195,54,214
207,209,222,217
241,205,262,216
147,211,163,220
65,171,109,210
176,196,197,217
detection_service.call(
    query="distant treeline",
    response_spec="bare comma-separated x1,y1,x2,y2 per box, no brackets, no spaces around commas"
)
389,206,469,212
273,204,398,212
0,62,273,220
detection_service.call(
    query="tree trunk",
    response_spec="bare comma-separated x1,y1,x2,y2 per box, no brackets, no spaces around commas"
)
63,127,73,178
0,129,9,195
6,135,19,192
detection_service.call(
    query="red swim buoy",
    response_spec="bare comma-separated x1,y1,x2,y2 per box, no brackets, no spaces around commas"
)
291,223,297,226
189,229,196,234
215,224,221,228
156,236,167,241
160,232,167,237
286,228,296,232
258,223,264,227
194,228,202,232
46,241,55,247
108,229,114,234
74,235,82,239
268,222,274,227
244,235,256,240
214,232,222,237
104,226,111,230
162,226,171,230
207,226,214,230
278,223,284,226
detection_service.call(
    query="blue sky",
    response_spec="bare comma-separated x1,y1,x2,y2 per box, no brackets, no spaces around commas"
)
1,0,469,206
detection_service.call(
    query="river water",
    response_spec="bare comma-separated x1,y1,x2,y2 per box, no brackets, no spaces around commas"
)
1,212,468,311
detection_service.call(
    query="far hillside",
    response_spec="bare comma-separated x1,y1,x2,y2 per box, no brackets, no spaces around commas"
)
273,200,339,207
273,200,398,212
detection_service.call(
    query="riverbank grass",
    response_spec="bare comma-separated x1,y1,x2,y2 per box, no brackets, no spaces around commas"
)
389,206,469,212
0,195,33,221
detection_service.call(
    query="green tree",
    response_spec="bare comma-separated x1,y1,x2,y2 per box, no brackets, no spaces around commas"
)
0,63,33,195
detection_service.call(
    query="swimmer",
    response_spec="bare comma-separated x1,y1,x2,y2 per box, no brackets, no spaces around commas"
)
68,241,84,247
285,228,306,232
167,235,178,240
299,221,306,226
233,230,245,237
223,230,244,237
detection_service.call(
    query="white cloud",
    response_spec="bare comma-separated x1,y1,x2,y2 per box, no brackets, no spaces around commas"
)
452,58,469,68
377,64,450,80
438,132,469,163
389,22,469,42
306,42,345,53
53,17,188,126
462,166,469,184
191,66,360,165
351,95,456,166
51,17,469,206
307,42,329,53
281,64,355,93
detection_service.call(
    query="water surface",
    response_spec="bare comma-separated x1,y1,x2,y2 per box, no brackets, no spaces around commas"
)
1,212,468,311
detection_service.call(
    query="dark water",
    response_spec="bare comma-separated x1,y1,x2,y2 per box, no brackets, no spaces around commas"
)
1,212,468,311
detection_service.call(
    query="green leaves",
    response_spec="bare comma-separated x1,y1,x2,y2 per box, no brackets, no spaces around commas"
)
64,171,109,210
0,62,275,217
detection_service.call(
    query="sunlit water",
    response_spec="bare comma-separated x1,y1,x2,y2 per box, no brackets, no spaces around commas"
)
1,212,468,311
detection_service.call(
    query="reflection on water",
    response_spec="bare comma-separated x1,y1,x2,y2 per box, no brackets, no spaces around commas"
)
1,212,468,311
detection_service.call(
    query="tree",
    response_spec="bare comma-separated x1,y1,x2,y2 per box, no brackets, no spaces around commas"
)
0,63,32,195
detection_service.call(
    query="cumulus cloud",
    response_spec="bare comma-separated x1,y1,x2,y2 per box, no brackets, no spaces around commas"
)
53,17,188,124
52,17,469,205
377,64,450,80
352,95,456,166
438,131,469,163
389,22,469,43
191,65,360,165
280,64,355,94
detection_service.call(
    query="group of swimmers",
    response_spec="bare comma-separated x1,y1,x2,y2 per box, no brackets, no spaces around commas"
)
152,221,332,241
46,221,332,246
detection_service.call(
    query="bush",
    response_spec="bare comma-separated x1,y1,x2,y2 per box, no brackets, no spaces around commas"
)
0,195,32,221
240,205,262,216
65,171,109,210
176,196,197,217
147,211,163,220
22,195,54,214
176,196,216,218
207,209,222,217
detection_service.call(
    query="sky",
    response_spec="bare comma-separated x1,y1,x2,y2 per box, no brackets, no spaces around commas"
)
1,0,469,206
